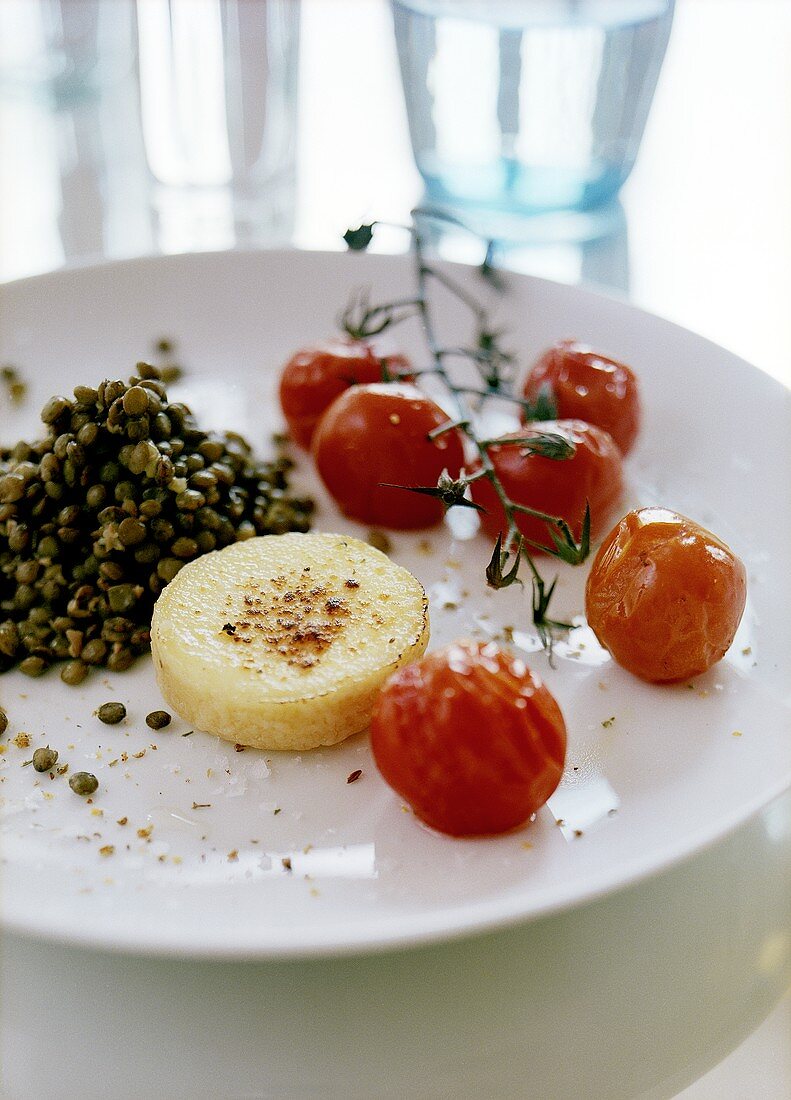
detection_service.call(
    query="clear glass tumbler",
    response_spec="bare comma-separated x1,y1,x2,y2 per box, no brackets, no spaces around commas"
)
392,0,674,238
136,0,299,248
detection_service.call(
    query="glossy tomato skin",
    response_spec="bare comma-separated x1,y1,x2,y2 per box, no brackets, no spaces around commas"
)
371,640,566,836
279,338,393,449
585,507,747,683
523,340,641,454
470,419,624,551
312,382,464,529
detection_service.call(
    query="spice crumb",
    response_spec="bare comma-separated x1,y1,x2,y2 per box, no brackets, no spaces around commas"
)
282,856,292,871
99,845,115,857
11,732,31,748
117,817,128,826
601,716,616,728
732,730,743,737
227,849,239,862
346,769,363,784
137,825,153,839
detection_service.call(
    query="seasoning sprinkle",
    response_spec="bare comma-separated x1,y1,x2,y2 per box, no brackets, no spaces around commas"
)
346,769,363,784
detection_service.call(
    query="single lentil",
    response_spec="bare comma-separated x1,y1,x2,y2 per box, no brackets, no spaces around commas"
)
32,745,58,772
69,771,99,796
145,710,171,730
96,701,126,725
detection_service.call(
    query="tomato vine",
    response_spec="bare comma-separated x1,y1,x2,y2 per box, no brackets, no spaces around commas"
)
342,213,592,647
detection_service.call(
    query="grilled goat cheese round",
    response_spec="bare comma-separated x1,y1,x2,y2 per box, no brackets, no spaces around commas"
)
150,532,430,750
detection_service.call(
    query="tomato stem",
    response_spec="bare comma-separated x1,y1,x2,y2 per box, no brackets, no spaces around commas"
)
342,214,591,647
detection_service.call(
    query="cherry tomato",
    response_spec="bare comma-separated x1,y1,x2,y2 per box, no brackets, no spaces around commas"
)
279,339,410,449
522,340,641,454
470,419,624,552
312,382,465,530
585,507,747,683
370,639,566,837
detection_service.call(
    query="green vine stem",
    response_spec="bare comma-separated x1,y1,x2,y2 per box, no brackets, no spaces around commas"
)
342,215,591,644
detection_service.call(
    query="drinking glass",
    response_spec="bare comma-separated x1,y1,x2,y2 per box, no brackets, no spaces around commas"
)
392,0,674,239
136,0,299,247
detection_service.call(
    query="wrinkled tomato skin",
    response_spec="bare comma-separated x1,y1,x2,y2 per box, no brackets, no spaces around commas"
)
370,640,567,837
470,419,624,552
585,508,747,683
523,340,641,455
279,338,399,449
312,383,464,529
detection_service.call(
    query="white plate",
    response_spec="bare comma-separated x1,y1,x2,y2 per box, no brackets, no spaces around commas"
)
1,249,789,958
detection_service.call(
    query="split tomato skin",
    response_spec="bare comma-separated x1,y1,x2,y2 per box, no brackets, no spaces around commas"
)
585,507,747,683
470,419,624,552
370,640,567,837
523,340,641,455
311,382,465,530
279,338,401,449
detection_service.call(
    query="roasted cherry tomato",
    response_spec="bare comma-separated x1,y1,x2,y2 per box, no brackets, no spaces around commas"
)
279,338,410,449
371,639,566,837
522,340,641,455
585,507,747,683
470,419,624,551
312,382,464,529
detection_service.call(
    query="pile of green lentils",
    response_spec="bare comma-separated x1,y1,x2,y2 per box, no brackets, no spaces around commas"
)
0,363,313,683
